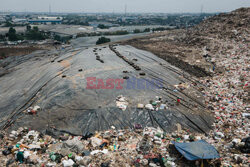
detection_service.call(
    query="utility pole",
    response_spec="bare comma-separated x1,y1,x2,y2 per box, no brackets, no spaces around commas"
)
200,5,203,15
49,4,51,15
125,4,127,16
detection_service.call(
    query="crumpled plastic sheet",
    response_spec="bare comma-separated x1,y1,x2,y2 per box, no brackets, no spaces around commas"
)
172,140,220,160
0,45,213,136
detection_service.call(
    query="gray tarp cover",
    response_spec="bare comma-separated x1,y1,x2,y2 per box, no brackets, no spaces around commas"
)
0,45,213,135
172,140,220,160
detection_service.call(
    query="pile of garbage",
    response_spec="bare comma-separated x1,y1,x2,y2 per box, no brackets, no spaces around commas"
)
209,8,248,39
184,7,250,45
0,7,249,167
0,53,249,166
198,37,250,166
116,95,129,111
0,125,222,167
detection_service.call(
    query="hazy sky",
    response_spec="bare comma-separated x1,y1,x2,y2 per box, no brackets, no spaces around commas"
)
0,0,249,13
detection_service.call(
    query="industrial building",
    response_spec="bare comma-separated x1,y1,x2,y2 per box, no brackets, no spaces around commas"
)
28,16,63,24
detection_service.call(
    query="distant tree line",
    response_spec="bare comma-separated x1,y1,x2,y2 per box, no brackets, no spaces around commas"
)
1,25,173,43
103,30,129,36
133,29,141,33
98,24,109,29
2,21,28,27
75,27,171,40
76,30,130,38
152,27,171,32
133,28,151,33
4,26,48,41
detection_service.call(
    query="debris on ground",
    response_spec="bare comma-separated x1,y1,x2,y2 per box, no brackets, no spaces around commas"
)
116,95,129,111
0,7,249,167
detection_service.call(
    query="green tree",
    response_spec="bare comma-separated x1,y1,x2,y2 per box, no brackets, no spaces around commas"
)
103,30,129,36
26,25,31,31
98,24,108,29
114,30,129,35
8,27,18,41
25,26,46,40
9,27,16,34
54,35,61,41
133,29,141,33
152,27,168,32
0,34,6,41
143,28,150,32
4,21,13,27
96,37,110,45
33,26,39,32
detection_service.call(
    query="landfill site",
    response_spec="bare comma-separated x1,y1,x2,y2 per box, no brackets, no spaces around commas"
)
0,7,249,167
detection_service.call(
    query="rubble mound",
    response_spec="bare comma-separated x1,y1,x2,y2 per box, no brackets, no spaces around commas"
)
186,7,250,43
